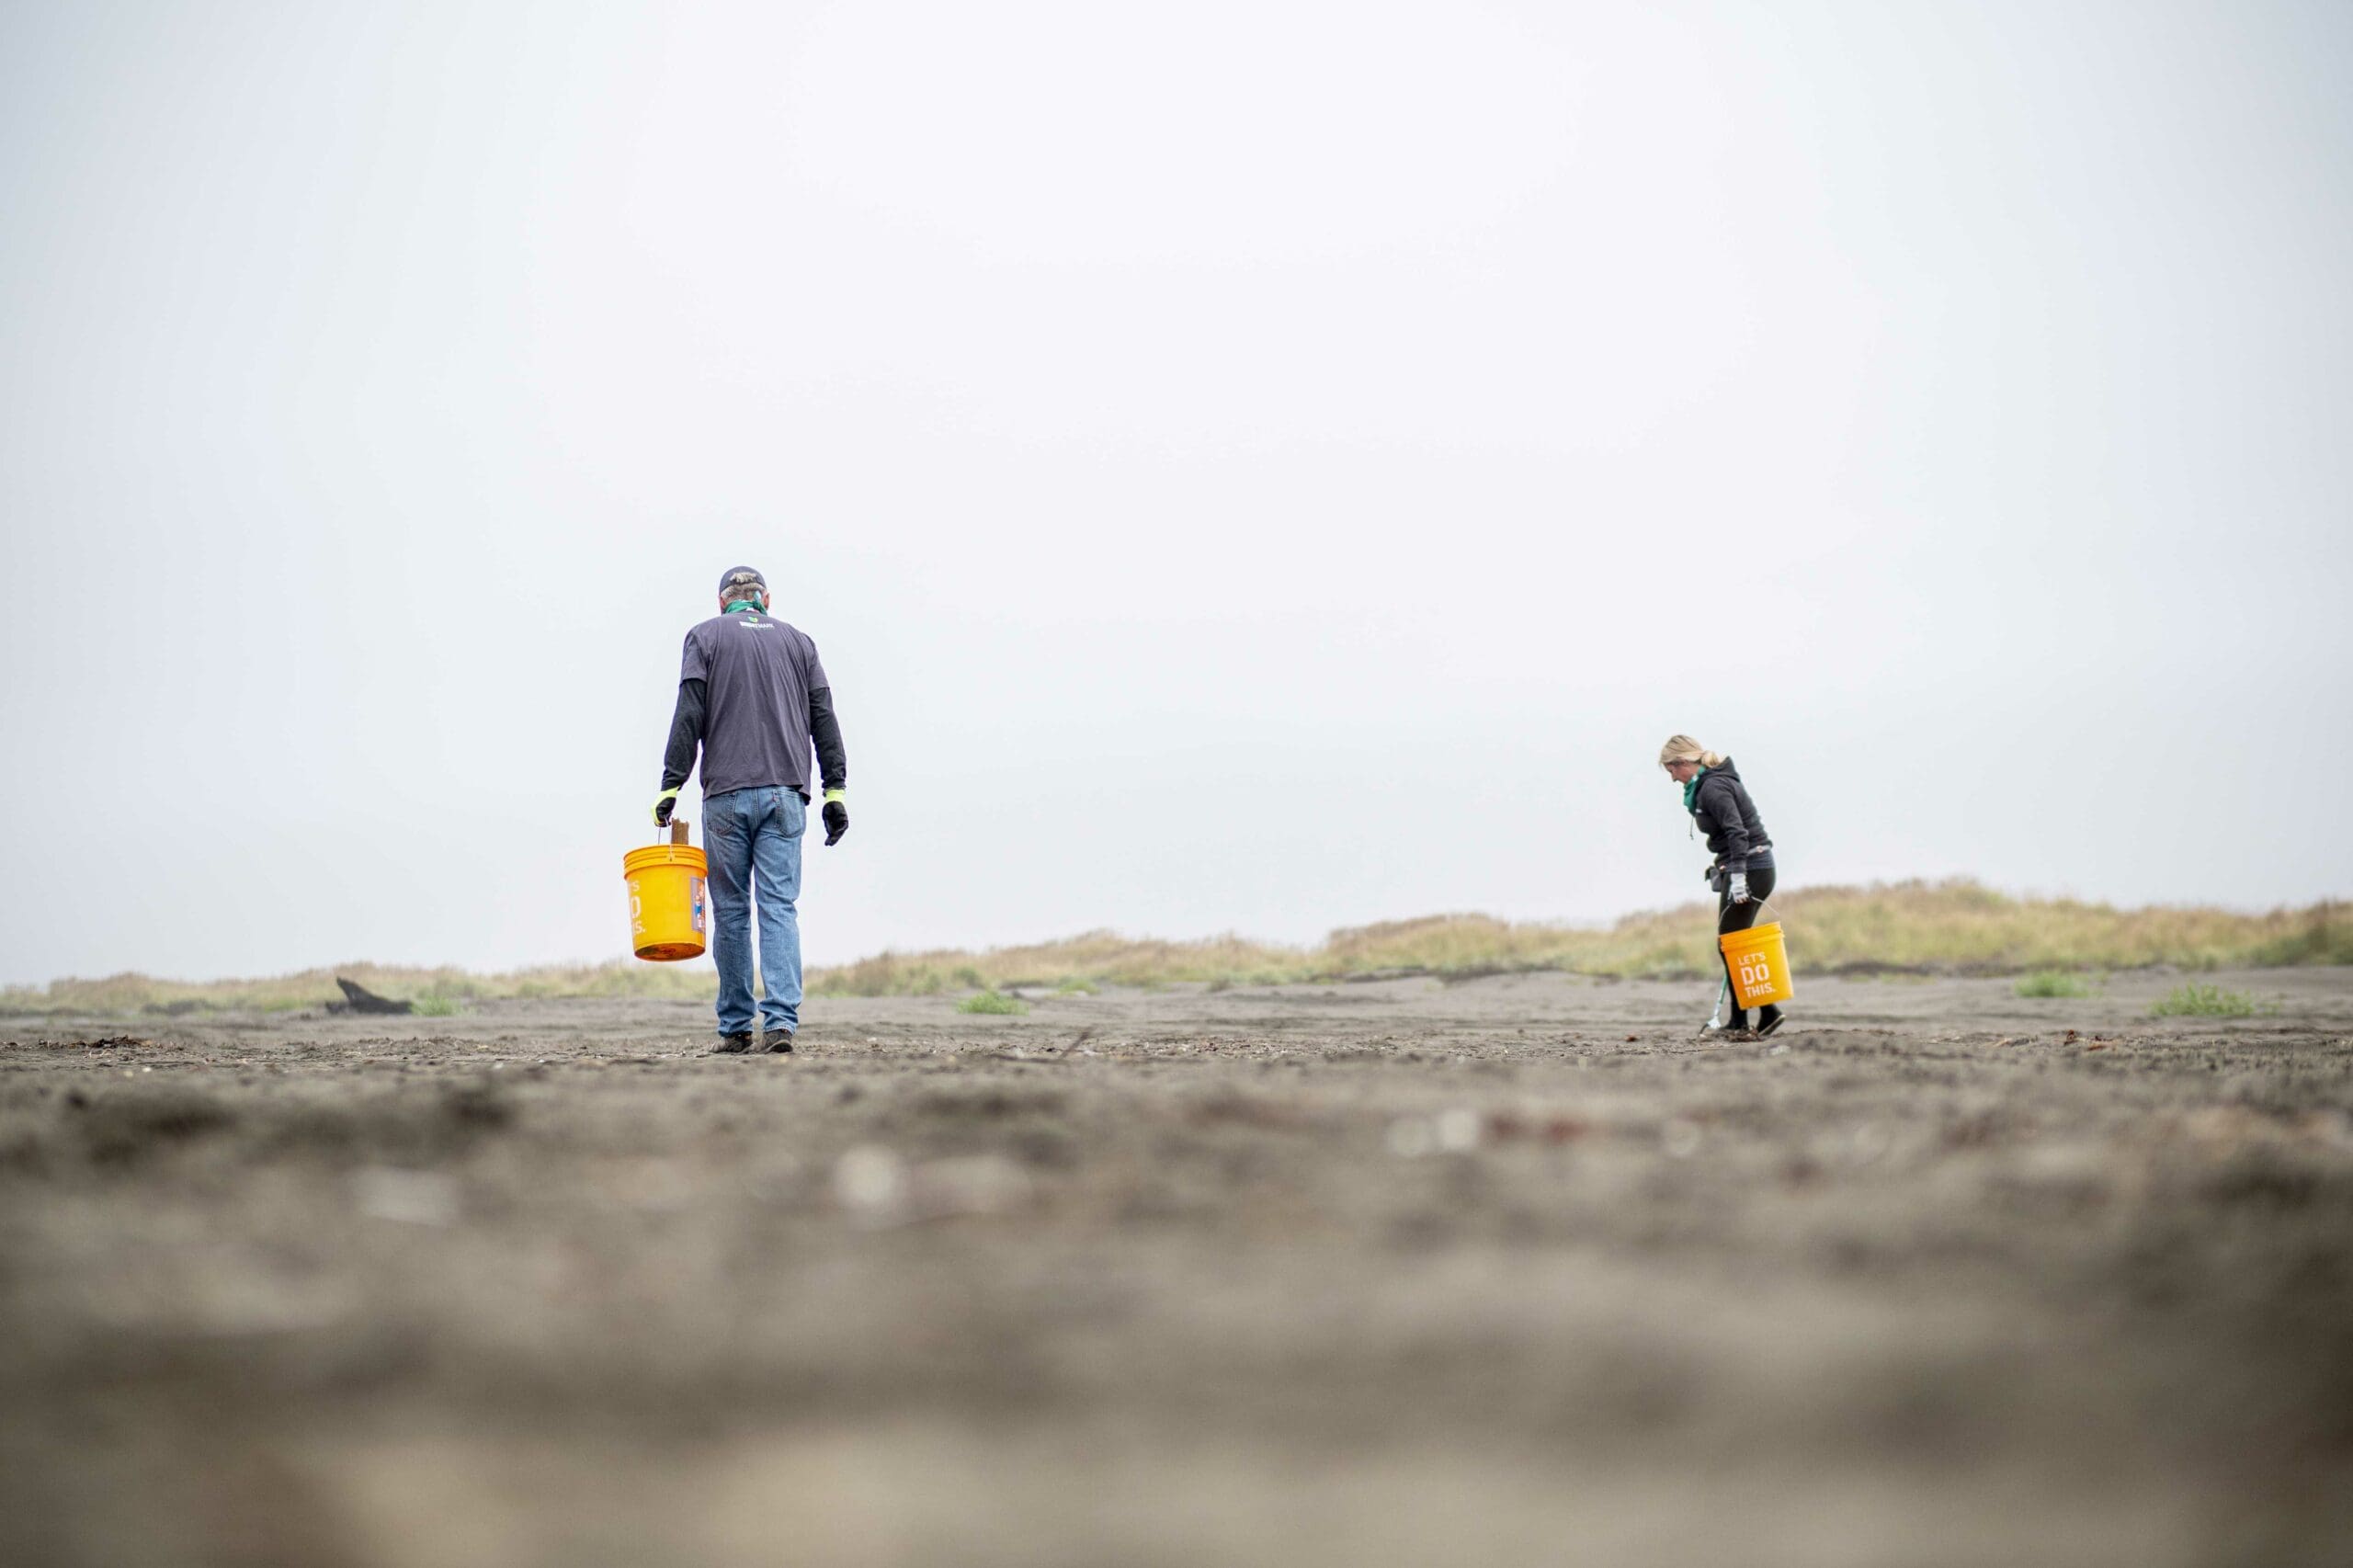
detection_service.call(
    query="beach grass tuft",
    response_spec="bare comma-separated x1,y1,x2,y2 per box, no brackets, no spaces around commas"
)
2149,983,2260,1018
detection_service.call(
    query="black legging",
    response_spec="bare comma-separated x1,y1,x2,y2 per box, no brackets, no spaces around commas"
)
1717,864,1779,1028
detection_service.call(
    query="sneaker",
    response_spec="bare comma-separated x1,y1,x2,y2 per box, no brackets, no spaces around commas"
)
757,1029,795,1055
1756,1010,1786,1039
712,1032,756,1054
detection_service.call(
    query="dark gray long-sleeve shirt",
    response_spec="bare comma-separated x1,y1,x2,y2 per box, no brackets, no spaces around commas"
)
659,608,846,800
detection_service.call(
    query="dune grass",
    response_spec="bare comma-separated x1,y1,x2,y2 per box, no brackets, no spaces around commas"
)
0,958,721,1018
806,882,2351,997
4,881,2344,1017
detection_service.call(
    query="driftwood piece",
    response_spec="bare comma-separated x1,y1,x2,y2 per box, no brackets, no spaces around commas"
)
333,978,414,1016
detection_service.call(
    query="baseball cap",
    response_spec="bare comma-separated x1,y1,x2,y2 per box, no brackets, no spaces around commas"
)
717,566,767,596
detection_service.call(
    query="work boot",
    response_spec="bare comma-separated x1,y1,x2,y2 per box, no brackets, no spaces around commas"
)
1756,1006,1785,1038
712,1032,756,1054
757,1028,795,1055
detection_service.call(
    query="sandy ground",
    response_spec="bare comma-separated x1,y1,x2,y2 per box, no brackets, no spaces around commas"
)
4,967,2351,1567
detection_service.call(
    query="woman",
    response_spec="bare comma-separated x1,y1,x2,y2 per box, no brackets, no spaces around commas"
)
1658,735,1783,1038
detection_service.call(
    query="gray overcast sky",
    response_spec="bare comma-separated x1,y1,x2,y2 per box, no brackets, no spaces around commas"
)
3,1,2347,987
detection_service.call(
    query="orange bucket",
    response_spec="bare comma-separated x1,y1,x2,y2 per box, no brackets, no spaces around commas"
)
1718,921,1794,1009
623,829,708,961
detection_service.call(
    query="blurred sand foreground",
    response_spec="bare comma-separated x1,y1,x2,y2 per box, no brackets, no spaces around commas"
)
4,969,2349,1566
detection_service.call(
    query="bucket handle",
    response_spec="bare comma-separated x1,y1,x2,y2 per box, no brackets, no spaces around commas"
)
1716,892,1780,937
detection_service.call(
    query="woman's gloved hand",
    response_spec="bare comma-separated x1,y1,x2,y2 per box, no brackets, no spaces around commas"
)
1729,872,1751,904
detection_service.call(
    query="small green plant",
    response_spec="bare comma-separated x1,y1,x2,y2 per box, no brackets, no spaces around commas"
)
2015,971,2096,998
950,965,987,991
2150,983,2256,1018
1051,979,1097,996
958,990,1029,1016
412,994,463,1017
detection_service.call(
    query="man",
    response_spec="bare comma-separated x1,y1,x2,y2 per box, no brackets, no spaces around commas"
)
654,566,848,1055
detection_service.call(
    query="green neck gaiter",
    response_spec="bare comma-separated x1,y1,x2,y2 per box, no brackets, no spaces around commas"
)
1681,766,1708,812
724,600,763,615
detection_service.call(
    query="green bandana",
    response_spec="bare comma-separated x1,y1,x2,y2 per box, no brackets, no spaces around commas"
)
723,599,763,615
1681,766,1708,813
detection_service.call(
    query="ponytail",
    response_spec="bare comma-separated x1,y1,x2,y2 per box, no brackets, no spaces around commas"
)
1657,734,1724,769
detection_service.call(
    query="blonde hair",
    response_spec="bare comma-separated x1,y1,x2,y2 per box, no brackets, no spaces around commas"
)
1658,734,1725,769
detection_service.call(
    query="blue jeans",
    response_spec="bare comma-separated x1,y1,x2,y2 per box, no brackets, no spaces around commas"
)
703,786,806,1036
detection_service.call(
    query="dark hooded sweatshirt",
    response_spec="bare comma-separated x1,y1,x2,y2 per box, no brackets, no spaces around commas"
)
1688,757,1774,876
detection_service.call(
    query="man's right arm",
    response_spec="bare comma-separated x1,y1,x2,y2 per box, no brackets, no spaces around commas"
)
808,687,847,795
808,685,848,845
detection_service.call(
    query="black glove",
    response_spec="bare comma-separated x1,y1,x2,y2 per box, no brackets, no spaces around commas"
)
822,796,848,846
653,788,680,827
